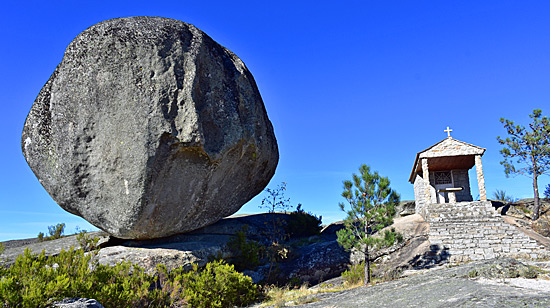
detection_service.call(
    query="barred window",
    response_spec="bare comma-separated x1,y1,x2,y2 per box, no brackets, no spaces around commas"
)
434,171,452,184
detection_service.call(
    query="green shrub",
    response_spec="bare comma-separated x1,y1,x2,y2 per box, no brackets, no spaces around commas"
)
76,230,100,252
518,265,539,279
175,260,259,308
0,247,171,307
286,204,322,237
341,262,365,285
227,226,263,271
467,269,479,278
37,223,66,242
0,246,259,308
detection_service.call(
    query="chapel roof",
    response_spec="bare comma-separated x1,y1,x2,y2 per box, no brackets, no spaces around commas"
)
408,137,486,183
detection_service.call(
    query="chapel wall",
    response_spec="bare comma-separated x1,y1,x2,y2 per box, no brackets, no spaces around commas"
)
451,169,473,202
413,174,427,219
428,172,437,203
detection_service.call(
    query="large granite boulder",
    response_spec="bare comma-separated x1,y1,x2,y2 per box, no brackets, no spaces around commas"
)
21,17,278,239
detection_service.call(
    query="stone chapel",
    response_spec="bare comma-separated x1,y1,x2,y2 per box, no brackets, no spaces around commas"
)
409,127,487,218
409,127,547,262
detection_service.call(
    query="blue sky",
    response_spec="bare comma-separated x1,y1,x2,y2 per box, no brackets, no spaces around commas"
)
1,1,549,241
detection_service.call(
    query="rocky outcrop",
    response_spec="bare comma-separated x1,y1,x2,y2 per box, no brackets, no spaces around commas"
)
493,198,550,219
281,259,550,308
22,17,278,239
279,240,350,284
395,200,416,217
0,214,345,281
0,213,479,286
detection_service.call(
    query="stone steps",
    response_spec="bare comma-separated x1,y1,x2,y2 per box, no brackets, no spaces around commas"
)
425,201,548,262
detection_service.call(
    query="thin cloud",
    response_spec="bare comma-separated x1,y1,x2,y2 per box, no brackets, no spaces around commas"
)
0,210,71,217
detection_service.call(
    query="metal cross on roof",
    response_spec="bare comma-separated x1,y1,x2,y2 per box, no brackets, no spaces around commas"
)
444,126,453,138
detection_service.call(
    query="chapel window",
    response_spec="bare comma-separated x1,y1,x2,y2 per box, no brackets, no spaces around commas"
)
434,171,452,185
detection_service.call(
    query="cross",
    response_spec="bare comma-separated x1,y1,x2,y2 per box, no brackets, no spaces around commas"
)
444,126,453,138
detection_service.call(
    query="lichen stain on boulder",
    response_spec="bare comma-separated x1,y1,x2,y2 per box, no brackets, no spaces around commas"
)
22,17,278,239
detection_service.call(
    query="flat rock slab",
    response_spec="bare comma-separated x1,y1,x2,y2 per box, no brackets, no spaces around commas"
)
295,259,550,308
1,231,110,267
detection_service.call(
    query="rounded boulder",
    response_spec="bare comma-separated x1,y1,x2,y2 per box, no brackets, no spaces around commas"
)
22,17,278,239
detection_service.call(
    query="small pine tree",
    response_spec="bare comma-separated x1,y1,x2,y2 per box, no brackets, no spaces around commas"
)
38,223,66,241
336,164,401,285
48,223,65,239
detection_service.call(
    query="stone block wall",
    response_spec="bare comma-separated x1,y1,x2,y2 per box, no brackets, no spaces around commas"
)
428,201,548,262
450,169,473,202
413,174,427,218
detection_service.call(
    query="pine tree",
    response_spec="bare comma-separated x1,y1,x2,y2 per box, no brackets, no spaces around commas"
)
336,164,401,285
497,109,550,220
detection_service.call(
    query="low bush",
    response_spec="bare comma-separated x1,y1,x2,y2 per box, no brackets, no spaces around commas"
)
227,226,263,271
341,262,365,286
467,269,479,278
174,260,259,308
0,247,170,307
0,247,259,308
286,204,322,237
76,230,100,252
465,262,539,280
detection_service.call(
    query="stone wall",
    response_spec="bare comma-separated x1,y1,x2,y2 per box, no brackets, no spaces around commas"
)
428,201,548,262
450,169,473,202
413,174,427,218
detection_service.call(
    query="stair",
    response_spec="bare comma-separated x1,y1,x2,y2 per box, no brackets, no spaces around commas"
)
426,201,547,262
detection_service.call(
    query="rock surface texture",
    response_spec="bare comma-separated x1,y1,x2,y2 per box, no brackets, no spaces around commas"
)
22,17,278,239
289,259,550,308
53,298,105,308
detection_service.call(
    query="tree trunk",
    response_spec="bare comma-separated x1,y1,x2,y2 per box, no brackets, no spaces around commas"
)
533,173,540,220
364,222,371,286
532,154,540,220
364,245,370,286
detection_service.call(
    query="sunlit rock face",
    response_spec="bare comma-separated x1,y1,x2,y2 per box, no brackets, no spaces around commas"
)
22,17,278,239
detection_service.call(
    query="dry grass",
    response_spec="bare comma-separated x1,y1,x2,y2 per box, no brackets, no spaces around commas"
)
260,284,326,307
259,278,372,307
